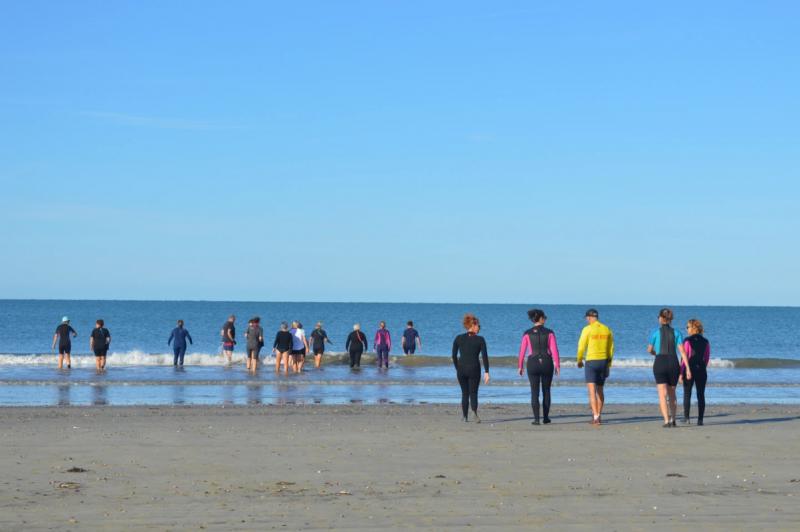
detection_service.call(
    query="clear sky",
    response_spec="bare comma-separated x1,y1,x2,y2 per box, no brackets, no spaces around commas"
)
1,1,798,305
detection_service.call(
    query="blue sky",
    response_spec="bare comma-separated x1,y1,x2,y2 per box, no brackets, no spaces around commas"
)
1,1,798,305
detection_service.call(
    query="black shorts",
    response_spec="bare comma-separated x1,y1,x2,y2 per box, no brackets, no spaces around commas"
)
291,349,305,357
403,345,416,355
653,355,680,386
584,360,609,385
58,345,71,355
313,347,324,356
247,347,261,360
94,349,108,357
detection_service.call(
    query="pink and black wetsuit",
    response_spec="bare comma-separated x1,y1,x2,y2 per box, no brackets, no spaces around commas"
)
374,329,391,369
518,326,560,423
682,334,711,424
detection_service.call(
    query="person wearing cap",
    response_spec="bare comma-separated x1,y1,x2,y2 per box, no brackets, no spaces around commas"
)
576,308,614,425
52,317,77,369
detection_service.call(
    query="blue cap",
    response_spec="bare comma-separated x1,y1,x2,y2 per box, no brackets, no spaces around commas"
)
62,316,70,322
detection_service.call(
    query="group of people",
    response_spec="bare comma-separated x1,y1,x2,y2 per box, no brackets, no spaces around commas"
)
52,317,112,371
453,307,711,427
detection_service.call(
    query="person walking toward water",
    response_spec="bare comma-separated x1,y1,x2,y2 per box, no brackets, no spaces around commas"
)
168,320,193,367
52,316,77,369
452,314,490,423
310,322,331,368
345,324,367,369
273,322,294,374
289,321,309,372
518,309,560,425
245,317,264,372
402,321,422,354
577,308,614,425
220,315,236,363
647,308,691,427
89,319,111,371
374,321,391,369
680,318,711,425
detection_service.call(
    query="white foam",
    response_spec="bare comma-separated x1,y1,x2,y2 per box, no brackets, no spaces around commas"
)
0,351,276,367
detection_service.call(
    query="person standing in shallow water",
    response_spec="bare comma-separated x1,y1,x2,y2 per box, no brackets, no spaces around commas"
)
402,321,422,355
374,321,391,369
310,322,331,368
452,314,490,423
245,317,264,372
518,309,560,425
52,316,77,369
90,319,111,372
220,315,236,364
168,320,193,367
345,324,367,369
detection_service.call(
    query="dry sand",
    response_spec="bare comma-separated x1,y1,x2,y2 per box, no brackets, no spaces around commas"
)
1,404,798,530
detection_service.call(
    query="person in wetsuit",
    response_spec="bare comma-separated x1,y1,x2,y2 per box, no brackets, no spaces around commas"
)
402,321,422,354
89,319,111,372
310,322,332,368
168,319,193,367
245,316,264,372
52,316,77,369
374,321,391,369
220,315,236,364
647,308,691,427
518,309,560,425
273,322,294,374
452,313,490,423
346,324,368,369
680,318,711,425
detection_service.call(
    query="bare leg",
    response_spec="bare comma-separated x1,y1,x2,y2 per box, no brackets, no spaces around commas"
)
251,355,258,372
275,352,281,372
667,386,677,422
596,386,605,420
282,352,289,375
95,356,102,372
657,383,669,423
58,354,64,369
587,384,598,420
314,354,322,368
298,355,305,371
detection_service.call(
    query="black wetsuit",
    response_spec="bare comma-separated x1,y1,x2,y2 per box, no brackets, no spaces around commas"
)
525,326,555,422
683,334,709,423
653,325,680,386
452,333,489,418
346,331,368,368
55,323,76,355
273,331,294,353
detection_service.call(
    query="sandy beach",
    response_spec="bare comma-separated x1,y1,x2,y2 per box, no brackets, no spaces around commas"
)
1,403,798,530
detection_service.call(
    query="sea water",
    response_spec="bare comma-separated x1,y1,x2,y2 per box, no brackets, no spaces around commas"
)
0,300,798,406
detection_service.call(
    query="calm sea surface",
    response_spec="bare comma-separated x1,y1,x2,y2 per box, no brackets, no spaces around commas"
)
0,300,797,406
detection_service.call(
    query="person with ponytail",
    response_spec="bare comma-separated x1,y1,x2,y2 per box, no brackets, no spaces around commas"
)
452,314,490,422
518,309,560,425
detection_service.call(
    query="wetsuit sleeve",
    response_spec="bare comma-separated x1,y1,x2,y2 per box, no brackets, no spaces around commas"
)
675,329,684,346
705,342,711,366
168,330,174,345
648,328,658,350
345,333,352,351
70,326,76,336
273,333,280,349
374,332,380,347
549,332,560,370
576,327,589,364
518,334,530,371
452,337,459,369
363,333,368,350
187,332,193,345
387,331,391,351
607,330,615,368
481,337,489,373
681,340,691,371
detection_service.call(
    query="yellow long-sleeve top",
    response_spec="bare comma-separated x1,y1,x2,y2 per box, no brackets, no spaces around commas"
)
576,321,615,367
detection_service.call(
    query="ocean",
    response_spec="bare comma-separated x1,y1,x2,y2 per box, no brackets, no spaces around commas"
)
0,300,798,406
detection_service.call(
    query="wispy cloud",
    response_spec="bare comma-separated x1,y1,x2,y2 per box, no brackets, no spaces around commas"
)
82,111,242,131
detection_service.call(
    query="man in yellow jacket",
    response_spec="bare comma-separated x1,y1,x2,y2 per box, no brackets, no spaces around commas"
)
576,308,614,425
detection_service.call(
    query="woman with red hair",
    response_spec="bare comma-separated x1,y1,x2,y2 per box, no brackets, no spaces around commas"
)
452,314,490,422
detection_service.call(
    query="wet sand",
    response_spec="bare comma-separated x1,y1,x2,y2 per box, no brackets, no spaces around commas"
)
1,404,798,530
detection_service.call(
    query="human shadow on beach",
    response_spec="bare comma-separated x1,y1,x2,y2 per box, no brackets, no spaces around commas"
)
708,415,800,426
481,413,592,424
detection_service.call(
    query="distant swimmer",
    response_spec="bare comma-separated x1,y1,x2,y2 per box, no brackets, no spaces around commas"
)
273,322,293,375
647,308,690,428
374,321,391,369
90,319,111,372
345,324,368,369
167,319,193,367
310,322,332,368
245,317,264,372
452,313,490,423
680,319,711,426
220,315,236,364
518,309,560,425
289,321,309,373
576,309,614,425
402,321,421,355
52,316,77,369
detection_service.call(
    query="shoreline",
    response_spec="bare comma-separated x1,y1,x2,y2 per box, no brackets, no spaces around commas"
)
2,403,799,529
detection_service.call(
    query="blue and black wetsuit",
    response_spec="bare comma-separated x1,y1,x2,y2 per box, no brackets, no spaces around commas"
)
650,325,682,387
